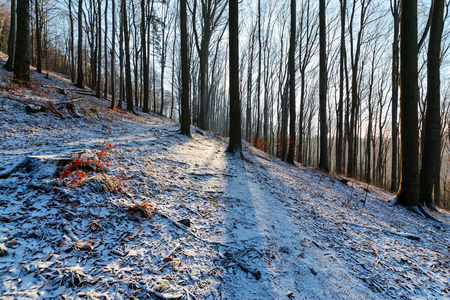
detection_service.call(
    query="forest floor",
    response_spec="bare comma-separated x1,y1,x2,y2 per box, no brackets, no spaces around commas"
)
0,54,449,300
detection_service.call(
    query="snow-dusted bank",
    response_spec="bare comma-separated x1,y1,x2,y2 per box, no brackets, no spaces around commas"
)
0,58,449,299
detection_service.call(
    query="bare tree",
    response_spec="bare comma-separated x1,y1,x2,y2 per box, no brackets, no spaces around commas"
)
226,0,242,156
76,0,84,88
390,0,400,191
180,0,191,136
395,0,420,209
420,0,444,209
5,0,15,72
35,0,42,73
122,0,133,113
287,0,296,164
110,0,116,108
319,0,328,171
141,0,149,113
14,0,30,81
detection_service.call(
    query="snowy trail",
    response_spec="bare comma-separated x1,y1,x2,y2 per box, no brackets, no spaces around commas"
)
177,138,378,299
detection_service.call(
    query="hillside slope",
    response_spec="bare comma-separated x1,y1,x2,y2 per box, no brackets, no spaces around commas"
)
0,58,449,300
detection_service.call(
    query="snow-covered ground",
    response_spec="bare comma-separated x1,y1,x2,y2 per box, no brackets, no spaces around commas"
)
0,57,449,300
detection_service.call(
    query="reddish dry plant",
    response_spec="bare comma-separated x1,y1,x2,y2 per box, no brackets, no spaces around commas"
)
249,137,270,152
60,143,116,186
112,106,128,114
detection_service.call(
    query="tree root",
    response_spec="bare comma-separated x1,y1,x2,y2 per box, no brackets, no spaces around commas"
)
343,220,420,241
390,197,442,222
418,206,442,223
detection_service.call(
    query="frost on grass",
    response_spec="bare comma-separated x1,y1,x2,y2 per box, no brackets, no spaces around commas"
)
0,55,449,299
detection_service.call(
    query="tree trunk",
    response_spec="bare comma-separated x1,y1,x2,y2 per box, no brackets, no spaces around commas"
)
420,0,444,208
104,0,108,98
5,0,16,72
68,0,75,82
110,0,116,108
119,6,124,109
35,0,42,73
254,0,262,148
14,0,30,81
336,0,346,173
122,0,133,113
76,0,84,88
391,0,400,192
226,0,242,155
141,0,149,113
396,0,420,207
96,0,102,98
180,0,191,136
286,0,296,164
319,0,328,171
246,30,255,142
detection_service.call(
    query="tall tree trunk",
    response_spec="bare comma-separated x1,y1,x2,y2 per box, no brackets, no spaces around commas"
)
160,17,166,115
69,0,75,82
420,0,444,208
110,0,116,108
226,0,242,155
96,0,102,98
254,0,262,148
76,0,84,88
104,0,108,97
287,0,296,164
390,0,400,191
119,4,124,109
5,0,16,72
122,0,133,113
180,0,191,136
336,0,346,173
14,0,30,81
141,0,149,113
396,0,420,208
170,0,178,119
319,0,328,171
35,0,42,73
246,31,255,142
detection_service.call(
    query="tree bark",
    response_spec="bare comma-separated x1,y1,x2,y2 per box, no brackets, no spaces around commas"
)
5,0,16,72
180,0,191,136
319,0,328,171
141,0,149,113
396,0,420,207
76,0,84,88
246,29,255,142
96,0,102,98
35,0,42,73
254,0,262,148
336,0,346,172
104,0,108,98
14,0,30,81
390,0,400,191
68,0,75,82
420,0,444,208
110,0,116,108
287,0,296,164
226,0,242,155
122,0,133,113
